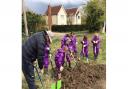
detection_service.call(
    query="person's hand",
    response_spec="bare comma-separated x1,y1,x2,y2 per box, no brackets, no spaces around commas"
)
49,54,52,58
46,47,50,50
38,69,43,74
33,61,37,66
60,66,64,72
94,41,96,43
78,57,80,61
38,69,41,73
83,45,87,47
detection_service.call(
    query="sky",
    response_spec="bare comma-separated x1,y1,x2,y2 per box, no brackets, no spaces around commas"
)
24,0,89,14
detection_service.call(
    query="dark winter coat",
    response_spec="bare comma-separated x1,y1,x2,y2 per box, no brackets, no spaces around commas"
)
22,31,47,69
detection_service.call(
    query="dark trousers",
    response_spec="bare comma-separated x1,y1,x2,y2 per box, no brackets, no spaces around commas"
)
93,46,99,60
22,59,36,89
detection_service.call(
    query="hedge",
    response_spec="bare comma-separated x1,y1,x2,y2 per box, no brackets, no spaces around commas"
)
52,25,88,32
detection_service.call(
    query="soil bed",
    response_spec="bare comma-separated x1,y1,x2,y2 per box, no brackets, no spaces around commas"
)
61,61,106,89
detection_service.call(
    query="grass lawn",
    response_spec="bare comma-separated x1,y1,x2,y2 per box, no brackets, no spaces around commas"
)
50,31,106,64
22,31,106,89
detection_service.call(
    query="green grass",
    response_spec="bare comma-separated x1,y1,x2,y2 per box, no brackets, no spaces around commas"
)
50,31,106,64
22,31,106,89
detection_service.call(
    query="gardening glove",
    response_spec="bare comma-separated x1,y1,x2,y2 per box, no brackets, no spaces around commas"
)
83,45,87,47
46,47,50,50
60,66,64,72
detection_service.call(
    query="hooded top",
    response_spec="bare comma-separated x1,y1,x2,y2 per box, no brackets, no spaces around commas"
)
81,39,89,55
61,34,71,47
91,35,100,48
69,35,77,52
55,48,65,68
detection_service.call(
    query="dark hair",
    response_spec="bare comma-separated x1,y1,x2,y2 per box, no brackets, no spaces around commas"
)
83,35,87,40
70,32,74,35
43,30,50,44
43,30,48,35
66,34,70,37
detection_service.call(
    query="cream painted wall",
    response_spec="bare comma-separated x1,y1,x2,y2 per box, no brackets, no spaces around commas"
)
71,11,81,25
57,7,67,25
44,6,81,25
52,15,57,25
45,16,48,25
72,15,76,25
76,12,81,25
45,15,57,25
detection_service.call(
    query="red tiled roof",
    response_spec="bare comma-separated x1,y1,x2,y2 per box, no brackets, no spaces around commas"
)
66,8,78,15
45,5,62,15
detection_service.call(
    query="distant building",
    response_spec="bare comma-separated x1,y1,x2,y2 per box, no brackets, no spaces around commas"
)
45,5,67,25
66,8,81,25
44,5,81,25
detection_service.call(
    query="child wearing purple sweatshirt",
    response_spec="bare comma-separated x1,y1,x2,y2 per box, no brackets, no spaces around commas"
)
42,35,51,74
91,32,100,60
55,46,68,79
80,34,89,62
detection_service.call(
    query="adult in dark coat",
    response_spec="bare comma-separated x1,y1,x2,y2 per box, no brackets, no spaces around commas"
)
22,31,50,89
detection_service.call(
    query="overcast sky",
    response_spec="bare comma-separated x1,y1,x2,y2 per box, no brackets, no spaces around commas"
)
24,0,89,14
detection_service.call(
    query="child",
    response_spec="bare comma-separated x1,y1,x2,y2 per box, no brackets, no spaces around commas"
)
80,34,89,62
91,32,100,60
61,34,72,67
61,34,70,48
43,35,51,74
70,32,77,54
55,46,68,79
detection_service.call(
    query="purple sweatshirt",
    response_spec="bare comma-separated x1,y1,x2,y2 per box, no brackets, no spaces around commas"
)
61,35,71,48
81,39,89,57
91,35,100,56
55,48,65,69
43,44,50,69
69,35,77,53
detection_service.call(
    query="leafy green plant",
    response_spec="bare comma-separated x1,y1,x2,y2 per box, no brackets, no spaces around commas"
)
84,0,105,32
22,11,46,34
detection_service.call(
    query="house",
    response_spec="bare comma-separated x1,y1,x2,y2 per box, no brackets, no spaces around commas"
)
44,5,81,25
66,8,81,25
45,5,67,25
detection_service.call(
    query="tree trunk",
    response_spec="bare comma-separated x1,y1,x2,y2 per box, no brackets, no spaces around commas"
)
22,0,29,38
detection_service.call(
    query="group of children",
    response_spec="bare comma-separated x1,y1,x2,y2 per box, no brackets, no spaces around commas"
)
80,32,100,62
42,32,100,79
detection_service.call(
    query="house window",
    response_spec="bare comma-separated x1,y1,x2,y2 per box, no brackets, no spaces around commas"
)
61,15,64,19
78,16,80,19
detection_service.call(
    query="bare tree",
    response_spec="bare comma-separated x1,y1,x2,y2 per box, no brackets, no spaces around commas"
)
22,0,29,38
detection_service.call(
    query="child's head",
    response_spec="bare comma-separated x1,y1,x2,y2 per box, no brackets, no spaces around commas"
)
94,32,99,36
66,34,70,37
70,32,74,36
63,46,68,52
83,35,87,40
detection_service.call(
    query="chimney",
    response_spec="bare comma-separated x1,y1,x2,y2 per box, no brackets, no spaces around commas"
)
48,4,52,31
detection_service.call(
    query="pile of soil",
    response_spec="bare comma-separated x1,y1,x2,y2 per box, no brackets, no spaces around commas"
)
61,61,106,89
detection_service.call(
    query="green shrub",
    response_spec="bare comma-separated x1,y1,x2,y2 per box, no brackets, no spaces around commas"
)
52,25,88,32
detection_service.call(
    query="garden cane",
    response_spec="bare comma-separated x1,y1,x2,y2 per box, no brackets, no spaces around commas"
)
34,65,44,88
49,54,56,78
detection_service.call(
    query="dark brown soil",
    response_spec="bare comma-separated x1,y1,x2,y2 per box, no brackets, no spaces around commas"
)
61,61,106,89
